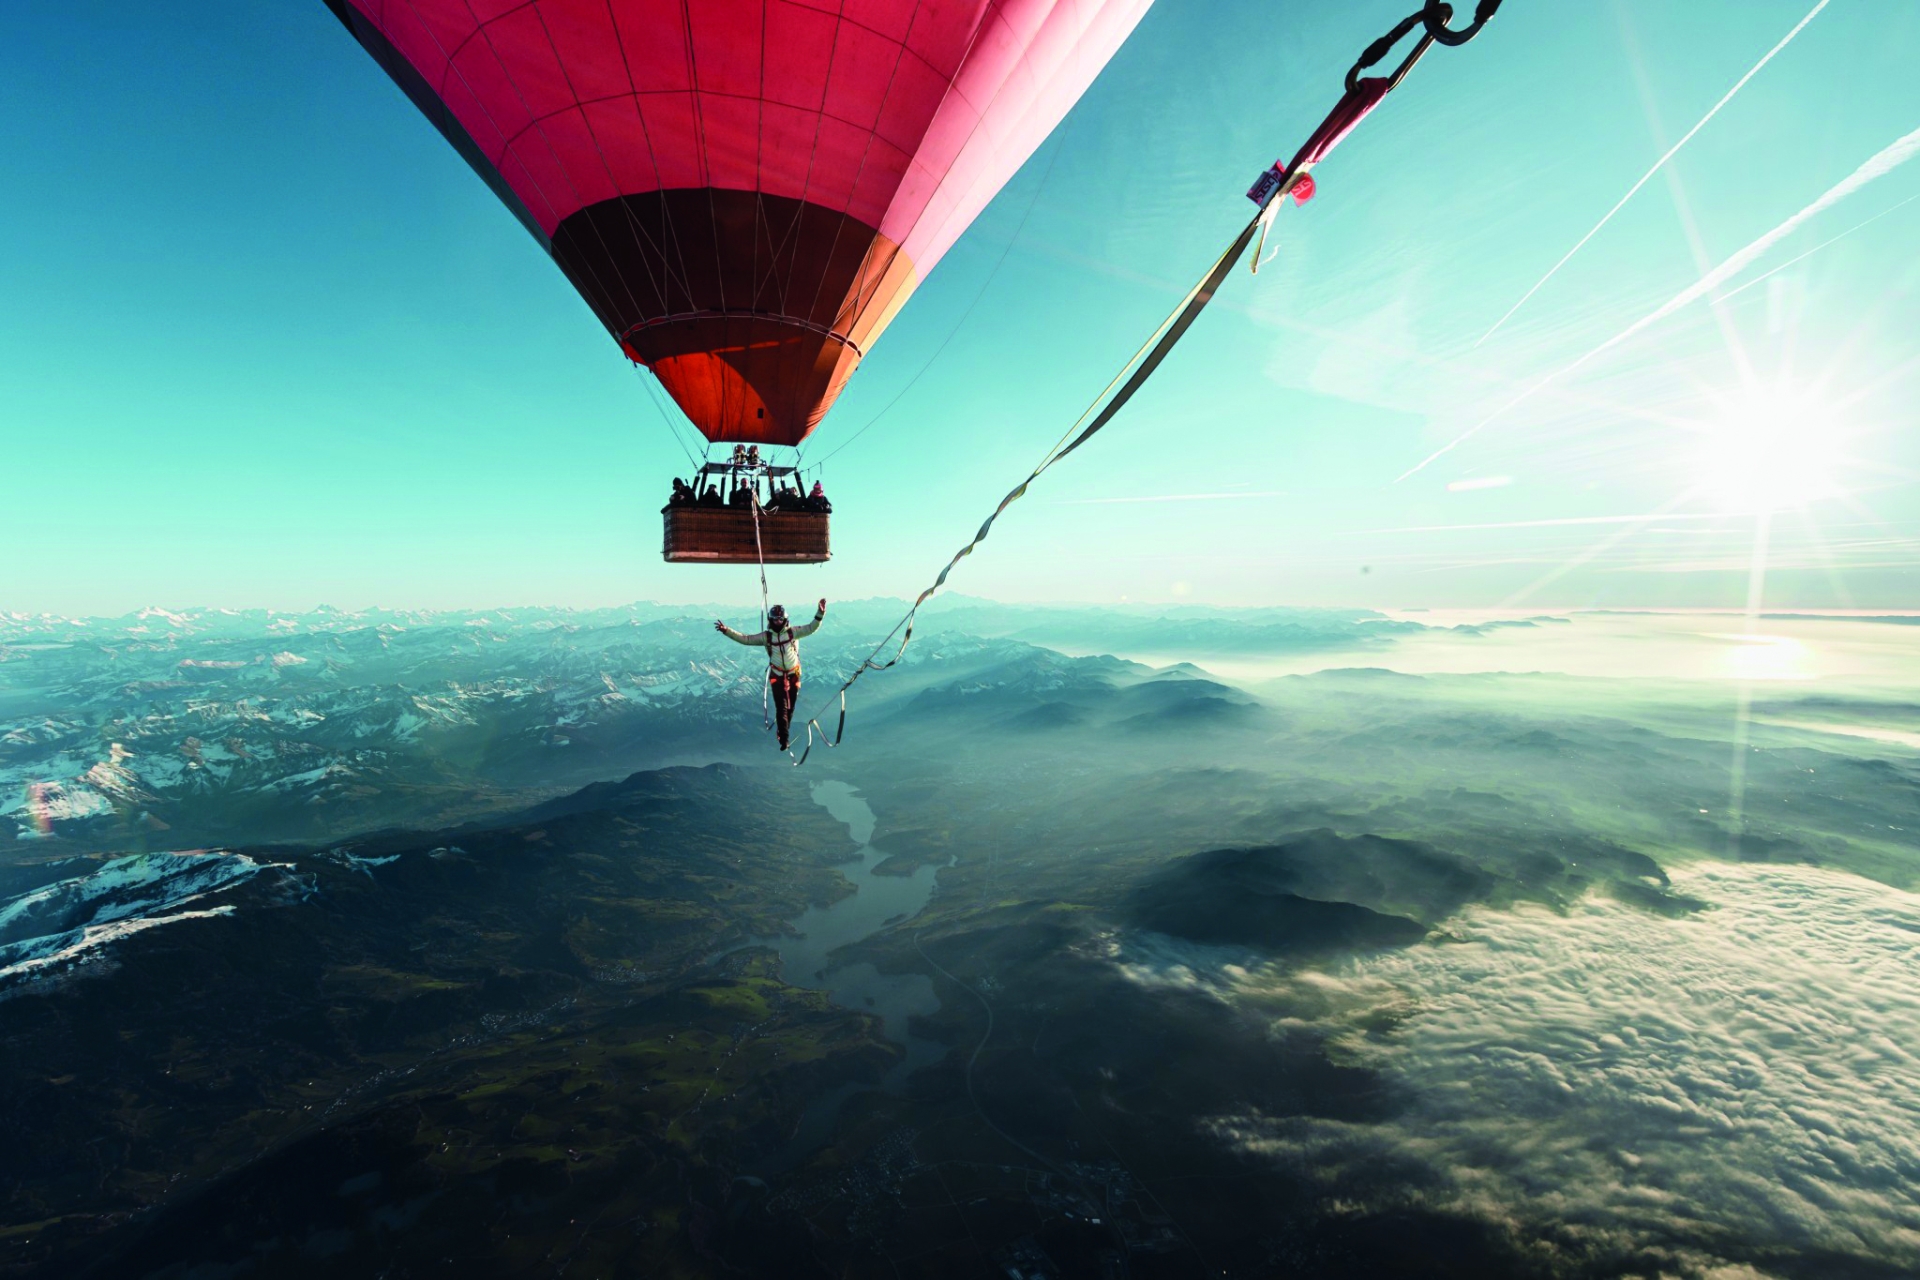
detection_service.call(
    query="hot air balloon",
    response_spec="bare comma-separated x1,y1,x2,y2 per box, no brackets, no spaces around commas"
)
324,0,1152,562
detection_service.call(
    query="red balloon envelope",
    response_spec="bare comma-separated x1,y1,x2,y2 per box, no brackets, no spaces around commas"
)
325,0,1153,446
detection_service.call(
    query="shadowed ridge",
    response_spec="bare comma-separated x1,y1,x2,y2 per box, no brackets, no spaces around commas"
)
1128,835,1437,956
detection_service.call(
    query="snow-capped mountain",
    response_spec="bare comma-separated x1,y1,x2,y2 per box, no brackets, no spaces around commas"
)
2,601,1408,853
0,607,797,851
0,848,277,984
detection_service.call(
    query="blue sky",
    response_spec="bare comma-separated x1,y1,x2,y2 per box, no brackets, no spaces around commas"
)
4,1,1917,615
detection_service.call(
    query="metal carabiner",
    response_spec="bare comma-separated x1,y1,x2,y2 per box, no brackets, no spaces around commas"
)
1345,8,1438,94
1422,0,1504,48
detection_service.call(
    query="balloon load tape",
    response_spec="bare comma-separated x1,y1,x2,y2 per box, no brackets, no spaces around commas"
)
1245,165,1284,207
1246,166,1316,209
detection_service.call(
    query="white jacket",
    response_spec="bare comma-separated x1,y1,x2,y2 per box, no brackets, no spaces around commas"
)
719,605,824,673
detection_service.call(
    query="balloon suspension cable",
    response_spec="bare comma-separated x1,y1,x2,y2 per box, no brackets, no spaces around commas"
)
632,363,706,472
783,1,1502,766
803,123,1077,472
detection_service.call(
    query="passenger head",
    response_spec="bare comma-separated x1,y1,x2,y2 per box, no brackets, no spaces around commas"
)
767,605,788,628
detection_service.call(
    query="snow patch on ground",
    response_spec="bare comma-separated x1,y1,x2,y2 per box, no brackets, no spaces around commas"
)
0,849,273,984
1,904,239,985
319,847,403,879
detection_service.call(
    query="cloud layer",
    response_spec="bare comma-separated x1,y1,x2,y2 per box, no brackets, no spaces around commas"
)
1206,863,1920,1276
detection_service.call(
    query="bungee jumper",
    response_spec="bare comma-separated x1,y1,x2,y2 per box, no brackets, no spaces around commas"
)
715,601,827,752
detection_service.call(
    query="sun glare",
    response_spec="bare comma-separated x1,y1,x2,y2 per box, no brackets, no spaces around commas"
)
1694,386,1845,513
1715,632,1812,682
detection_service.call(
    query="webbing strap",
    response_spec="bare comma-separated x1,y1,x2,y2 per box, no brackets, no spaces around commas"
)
1051,217,1261,467
1288,77,1394,176
1245,76,1392,272
785,214,1262,766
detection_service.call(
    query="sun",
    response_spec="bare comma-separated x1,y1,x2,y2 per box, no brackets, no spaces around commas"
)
1693,384,1845,514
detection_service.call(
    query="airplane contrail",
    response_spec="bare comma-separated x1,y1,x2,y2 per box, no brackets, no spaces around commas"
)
1717,190,1920,303
1474,0,1829,347
1397,122,1920,483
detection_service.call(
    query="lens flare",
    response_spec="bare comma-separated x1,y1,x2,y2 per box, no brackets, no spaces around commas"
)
26,782,55,837
1714,632,1812,681
1694,386,1844,513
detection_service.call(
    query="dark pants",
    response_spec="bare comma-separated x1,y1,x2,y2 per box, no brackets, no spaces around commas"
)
768,669,800,747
